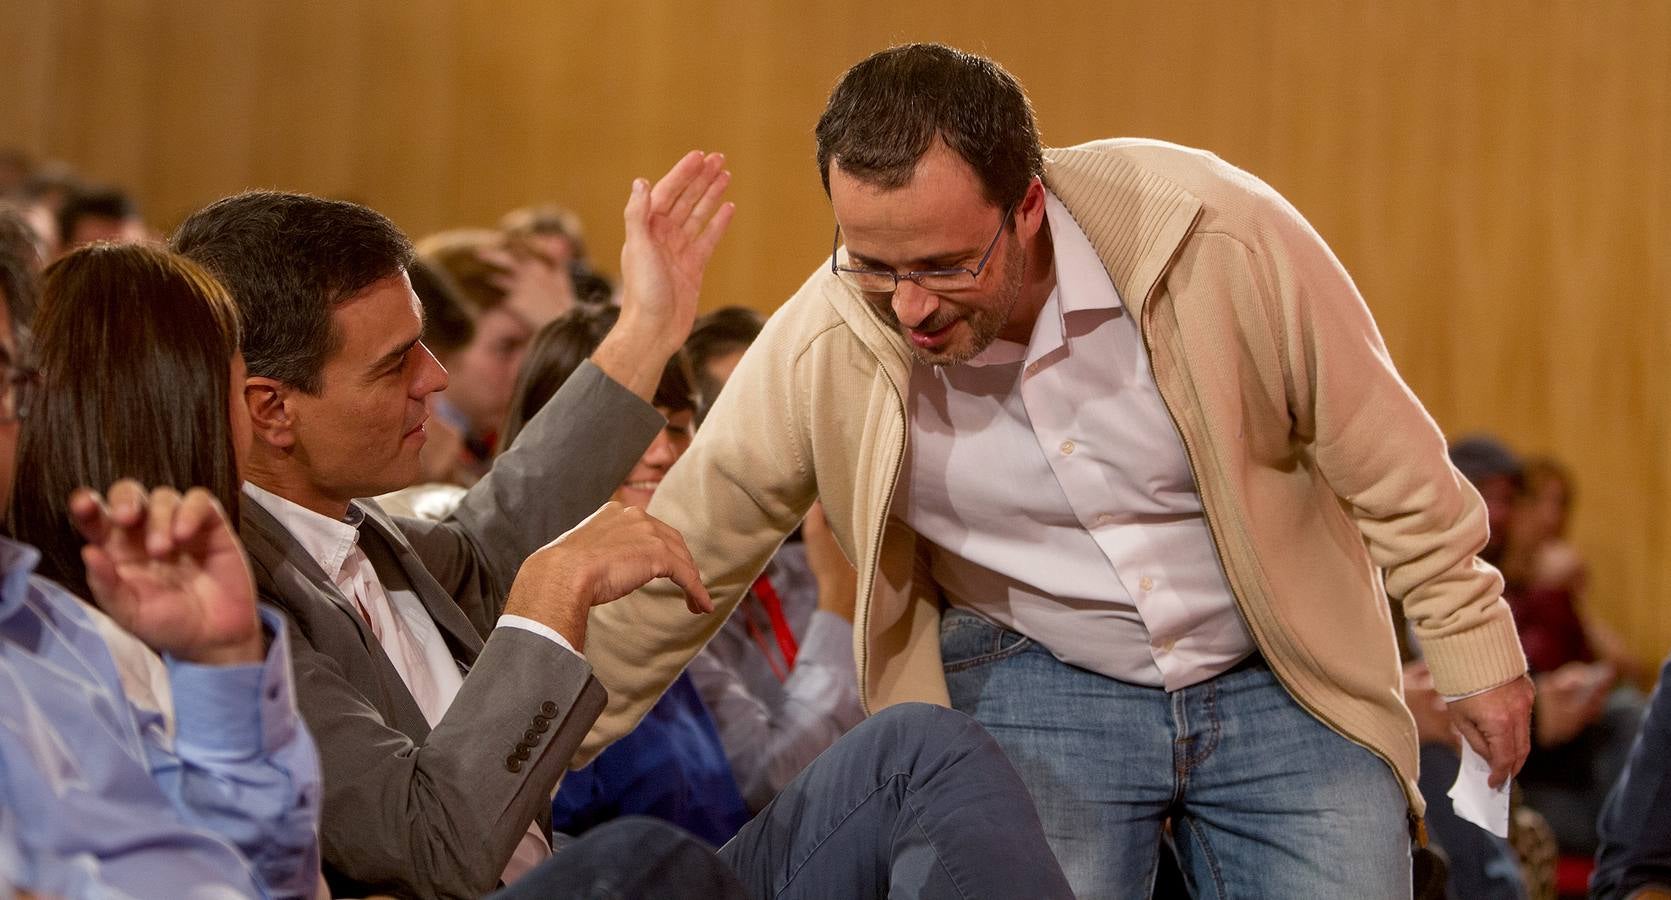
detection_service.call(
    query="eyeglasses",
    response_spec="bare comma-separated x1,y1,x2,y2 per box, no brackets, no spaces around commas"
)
831,201,1017,294
0,364,40,424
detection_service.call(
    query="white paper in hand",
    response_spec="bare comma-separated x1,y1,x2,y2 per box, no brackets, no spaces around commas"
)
1446,739,1510,838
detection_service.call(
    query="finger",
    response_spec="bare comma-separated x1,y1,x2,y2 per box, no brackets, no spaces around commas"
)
79,544,124,611
474,247,518,270
690,201,737,262
107,479,149,529
622,177,651,243
67,488,113,545
648,150,708,216
145,487,184,559
682,168,732,238
172,488,225,546
650,523,712,614
667,153,725,228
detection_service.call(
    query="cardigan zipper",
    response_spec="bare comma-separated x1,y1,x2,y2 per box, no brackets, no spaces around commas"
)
854,351,910,715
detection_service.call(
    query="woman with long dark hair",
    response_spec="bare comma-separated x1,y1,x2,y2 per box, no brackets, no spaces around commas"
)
8,241,248,601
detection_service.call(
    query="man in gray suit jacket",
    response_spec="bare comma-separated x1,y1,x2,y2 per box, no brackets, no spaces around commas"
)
172,153,731,897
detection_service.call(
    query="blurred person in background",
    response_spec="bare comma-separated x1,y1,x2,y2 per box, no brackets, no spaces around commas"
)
414,227,578,483
56,185,149,254
501,202,616,305
1450,436,1644,856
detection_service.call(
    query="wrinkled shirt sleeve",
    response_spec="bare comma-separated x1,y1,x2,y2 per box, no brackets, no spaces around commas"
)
150,606,322,900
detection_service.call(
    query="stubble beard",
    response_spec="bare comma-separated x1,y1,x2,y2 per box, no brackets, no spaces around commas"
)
906,232,1026,368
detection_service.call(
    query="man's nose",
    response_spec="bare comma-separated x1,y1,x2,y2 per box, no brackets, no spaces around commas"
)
891,279,938,329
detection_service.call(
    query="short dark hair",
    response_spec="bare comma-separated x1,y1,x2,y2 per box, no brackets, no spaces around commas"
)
501,305,694,452
56,185,138,244
685,305,763,406
815,43,1043,209
170,190,415,394
9,243,243,600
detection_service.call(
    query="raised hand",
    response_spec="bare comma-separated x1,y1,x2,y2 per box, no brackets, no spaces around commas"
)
502,501,713,651
68,480,263,666
594,151,735,400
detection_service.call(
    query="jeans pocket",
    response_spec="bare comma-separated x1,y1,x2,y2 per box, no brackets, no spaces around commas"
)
939,608,1033,674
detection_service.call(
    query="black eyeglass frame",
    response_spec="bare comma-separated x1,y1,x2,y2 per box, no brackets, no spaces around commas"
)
830,200,1019,294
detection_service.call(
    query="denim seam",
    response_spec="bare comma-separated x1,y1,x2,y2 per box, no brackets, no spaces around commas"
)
773,771,912,898
905,791,974,900
940,635,1034,674
1180,814,1228,899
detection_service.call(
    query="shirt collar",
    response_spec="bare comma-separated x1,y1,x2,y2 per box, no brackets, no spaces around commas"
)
0,536,41,623
241,482,364,582
964,189,1124,369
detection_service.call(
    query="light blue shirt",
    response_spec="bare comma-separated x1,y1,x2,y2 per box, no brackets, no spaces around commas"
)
0,536,321,899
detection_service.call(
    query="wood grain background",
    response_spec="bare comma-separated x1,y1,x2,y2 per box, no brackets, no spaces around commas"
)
5,0,1668,671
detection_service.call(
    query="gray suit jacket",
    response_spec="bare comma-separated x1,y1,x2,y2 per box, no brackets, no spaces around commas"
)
241,362,664,899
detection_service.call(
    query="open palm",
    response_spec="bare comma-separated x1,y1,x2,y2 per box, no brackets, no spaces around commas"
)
70,482,262,665
619,150,735,349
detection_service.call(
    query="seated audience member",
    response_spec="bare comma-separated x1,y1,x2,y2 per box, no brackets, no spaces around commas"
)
506,306,750,845
1503,457,1643,684
414,227,578,482
172,154,1072,898
55,185,148,253
1450,436,1643,856
500,202,616,305
0,234,322,897
681,305,866,811
1592,652,1671,899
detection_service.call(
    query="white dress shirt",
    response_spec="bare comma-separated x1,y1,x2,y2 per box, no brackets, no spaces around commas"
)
896,190,1256,691
241,482,560,883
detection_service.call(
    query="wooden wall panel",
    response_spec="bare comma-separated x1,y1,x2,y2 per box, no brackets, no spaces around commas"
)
3,0,1668,670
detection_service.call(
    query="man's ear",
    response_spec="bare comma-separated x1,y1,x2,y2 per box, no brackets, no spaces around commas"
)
244,376,297,450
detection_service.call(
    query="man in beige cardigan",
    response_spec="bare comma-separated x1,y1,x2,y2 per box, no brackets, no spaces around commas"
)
580,44,1533,898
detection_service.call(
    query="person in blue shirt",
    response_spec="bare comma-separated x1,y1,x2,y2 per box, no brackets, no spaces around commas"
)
0,227,322,899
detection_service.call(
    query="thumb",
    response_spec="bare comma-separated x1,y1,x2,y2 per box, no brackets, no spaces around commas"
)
622,178,650,240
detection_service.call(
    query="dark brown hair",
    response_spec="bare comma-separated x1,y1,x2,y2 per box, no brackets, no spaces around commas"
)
815,43,1044,209
8,243,243,599
501,305,693,452
171,190,414,395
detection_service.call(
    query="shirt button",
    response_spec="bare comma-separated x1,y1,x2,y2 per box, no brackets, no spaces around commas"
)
1139,576,1155,592
1159,639,1176,653
1095,514,1115,527
1059,440,1076,455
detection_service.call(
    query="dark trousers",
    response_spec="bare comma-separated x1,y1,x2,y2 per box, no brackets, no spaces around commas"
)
495,703,1073,899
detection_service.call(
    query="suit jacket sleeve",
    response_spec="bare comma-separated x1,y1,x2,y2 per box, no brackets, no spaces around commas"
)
399,360,666,634
291,614,605,899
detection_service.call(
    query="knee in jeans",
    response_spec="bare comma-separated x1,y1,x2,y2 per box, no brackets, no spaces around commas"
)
866,702,986,752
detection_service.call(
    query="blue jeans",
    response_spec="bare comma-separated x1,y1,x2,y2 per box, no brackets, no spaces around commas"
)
502,704,1072,899
720,702,1073,898
941,608,1411,900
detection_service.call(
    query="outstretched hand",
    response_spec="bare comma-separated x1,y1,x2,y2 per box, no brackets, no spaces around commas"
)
502,501,714,652
594,151,735,400
68,480,263,666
